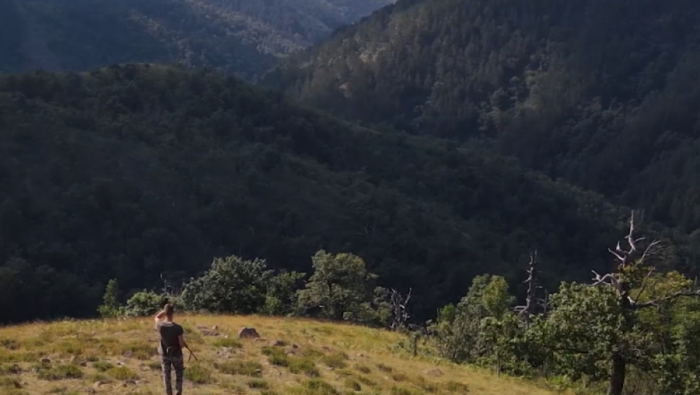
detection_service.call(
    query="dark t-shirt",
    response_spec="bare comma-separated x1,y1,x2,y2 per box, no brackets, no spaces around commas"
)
155,321,184,356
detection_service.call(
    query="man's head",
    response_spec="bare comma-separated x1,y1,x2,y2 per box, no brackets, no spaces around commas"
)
165,303,175,319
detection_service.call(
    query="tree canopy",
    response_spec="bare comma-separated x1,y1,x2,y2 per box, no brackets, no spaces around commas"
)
2,64,686,324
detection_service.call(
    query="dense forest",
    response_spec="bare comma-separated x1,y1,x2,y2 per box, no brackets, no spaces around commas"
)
2,1,700,392
266,0,700,235
3,65,695,325
0,0,391,79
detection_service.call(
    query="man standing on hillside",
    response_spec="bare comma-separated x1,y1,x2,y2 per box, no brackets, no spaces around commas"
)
155,303,187,395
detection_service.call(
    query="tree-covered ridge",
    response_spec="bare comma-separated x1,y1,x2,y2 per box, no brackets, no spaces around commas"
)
0,0,393,79
2,64,684,325
97,213,700,395
265,0,700,232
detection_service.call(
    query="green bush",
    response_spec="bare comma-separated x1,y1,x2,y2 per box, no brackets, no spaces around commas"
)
124,291,166,317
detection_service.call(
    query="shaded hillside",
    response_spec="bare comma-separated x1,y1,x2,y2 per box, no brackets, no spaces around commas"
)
0,65,676,323
265,0,700,231
0,0,393,79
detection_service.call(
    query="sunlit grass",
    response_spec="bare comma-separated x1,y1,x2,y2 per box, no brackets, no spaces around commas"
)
0,315,570,395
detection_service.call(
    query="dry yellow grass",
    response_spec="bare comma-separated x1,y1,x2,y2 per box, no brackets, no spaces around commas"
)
0,315,570,395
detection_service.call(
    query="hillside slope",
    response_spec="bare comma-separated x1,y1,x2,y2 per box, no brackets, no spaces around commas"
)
0,64,673,324
265,0,700,231
0,0,393,79
0,315,565,395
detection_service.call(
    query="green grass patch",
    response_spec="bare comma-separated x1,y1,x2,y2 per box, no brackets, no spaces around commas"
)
0,339,18,350
106,366,139,380
37,364,84,381
52,340,83,356
184,363,214,384
87,373,113,383
84,355,99,363
0,376,22,388
247,379,269,389
215,360,263,377
0,351,37,363
20,338,46,349
120,342,156,360
288,358,320,377
92,361,114,372
343,377,362,391
299,347,324,358
0,364,21,375
299,379,339,395
262,346,290,366
147,361,162,371
442,381,469,393
212,338,243,348
320,352,348,369
45,386,80,394
390,386,419,395
356,375,376,387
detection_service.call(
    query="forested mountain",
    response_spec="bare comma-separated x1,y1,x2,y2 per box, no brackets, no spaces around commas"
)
265,0,700,233
0,0,393,80
3,65,691,324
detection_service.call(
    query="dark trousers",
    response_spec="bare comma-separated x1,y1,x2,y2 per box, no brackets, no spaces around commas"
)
161,354,184,395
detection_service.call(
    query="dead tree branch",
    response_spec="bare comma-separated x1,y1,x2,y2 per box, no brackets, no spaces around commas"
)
631,290,700,310
390,288,412,331
592,270,619,287
515,250,539,323
594,211,662,293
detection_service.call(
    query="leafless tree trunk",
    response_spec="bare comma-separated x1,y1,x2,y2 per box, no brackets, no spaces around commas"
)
592,211,660,395
515,250,538,325
390,288,412,331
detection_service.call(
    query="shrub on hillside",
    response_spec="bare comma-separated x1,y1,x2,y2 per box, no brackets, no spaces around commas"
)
124,291,166,317
97,279,124,318
261,270,306,316
180,255,272,314
295,250,390,326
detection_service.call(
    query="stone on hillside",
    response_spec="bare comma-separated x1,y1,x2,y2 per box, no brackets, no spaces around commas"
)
197,325,220,336
423,368,443,377
270,340,286,347
238,327,260,339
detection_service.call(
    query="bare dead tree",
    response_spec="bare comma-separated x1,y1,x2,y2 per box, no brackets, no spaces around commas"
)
514,250,539,325
537,287,551,315
390,288,412,331
589,211,700,395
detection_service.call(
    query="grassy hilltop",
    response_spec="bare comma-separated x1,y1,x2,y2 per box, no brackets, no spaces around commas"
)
0,315,565,395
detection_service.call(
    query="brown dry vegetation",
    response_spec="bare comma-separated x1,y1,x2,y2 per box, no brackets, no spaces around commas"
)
0,315,569,395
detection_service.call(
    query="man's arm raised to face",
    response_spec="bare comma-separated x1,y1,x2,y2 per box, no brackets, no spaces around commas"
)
154,308,167,328
155,301,172,324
